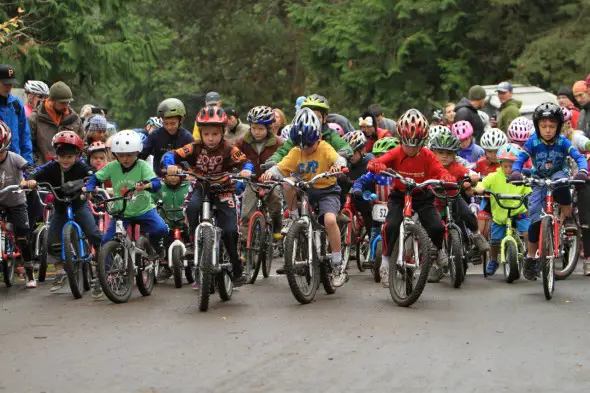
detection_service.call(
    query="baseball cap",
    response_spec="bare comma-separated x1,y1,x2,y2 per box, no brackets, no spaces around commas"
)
495,81,513,93
225,106,239,118
468,85,487,101
205,91,221,105
0,64,17,84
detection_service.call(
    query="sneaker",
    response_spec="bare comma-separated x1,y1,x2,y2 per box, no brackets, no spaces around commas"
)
472,233,491,253
276,265,286,275
192,280,200,290
523,257,537,281
379,265,389,288
157,266,172,282
91,282,103,299
331,264,347,287
563,217,578,233
486,259,499,276
584,259,590,276
281,217,294,235
427,265,442,283
49,272,67,292
25,277,37,289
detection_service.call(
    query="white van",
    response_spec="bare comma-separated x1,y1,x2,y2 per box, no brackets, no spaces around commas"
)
481,84,557,120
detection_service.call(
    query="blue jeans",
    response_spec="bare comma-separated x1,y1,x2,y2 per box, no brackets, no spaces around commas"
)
47,202,103,256
102,209,168,252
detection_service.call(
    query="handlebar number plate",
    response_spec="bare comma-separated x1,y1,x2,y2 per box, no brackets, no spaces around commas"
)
372,204,388,223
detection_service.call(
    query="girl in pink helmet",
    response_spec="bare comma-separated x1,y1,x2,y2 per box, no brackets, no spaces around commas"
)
451,120,484,163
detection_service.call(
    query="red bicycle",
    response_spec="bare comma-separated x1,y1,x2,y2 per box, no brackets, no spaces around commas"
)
0,185,26,287
340,192,366,272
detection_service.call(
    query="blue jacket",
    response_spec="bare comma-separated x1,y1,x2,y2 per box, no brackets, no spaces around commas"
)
457,141,484,163
353,171,394,202
0,94,33,164
141,126,194,176
513,134,588,177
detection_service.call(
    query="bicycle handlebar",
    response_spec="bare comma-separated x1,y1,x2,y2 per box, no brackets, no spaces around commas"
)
379,170,458,192
280,170,348,189
36,179,87,203
484,191,527,210
510,177,585,189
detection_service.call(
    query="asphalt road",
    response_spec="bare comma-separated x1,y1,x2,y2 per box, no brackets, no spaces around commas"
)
2,265,590,393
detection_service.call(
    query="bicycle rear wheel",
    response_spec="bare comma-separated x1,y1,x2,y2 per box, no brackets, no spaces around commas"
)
261,224,274,278
63,225,84,299
171,245,184,288
356,227,368,272
284,220,319,304
372,239,383,283
136,237,155,296
540,217,555,300
555,229,580,281
37,226,49,282
217,245,233,301
389,223,434,307
97,240,134,304
447,227,464,288
1,237,16,287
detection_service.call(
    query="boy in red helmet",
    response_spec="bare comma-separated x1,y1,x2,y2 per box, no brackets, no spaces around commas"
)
163,105,253,287
28,130,103,293
366,109,454,286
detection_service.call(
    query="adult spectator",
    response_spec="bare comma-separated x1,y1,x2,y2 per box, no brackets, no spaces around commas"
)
368,103,397,136
573,80,590,135
29,81,84,165
454,85,487,142
495,82,522,132
0,64,33,164
224,106,249,144
23,80,49,119
443,103,455,125
557,87,580,129
271,108,286,135
327,113,354,134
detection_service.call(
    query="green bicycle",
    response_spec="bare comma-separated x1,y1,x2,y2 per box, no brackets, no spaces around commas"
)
485,191,527,284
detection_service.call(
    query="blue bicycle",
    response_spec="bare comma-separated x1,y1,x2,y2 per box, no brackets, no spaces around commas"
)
37,180,94,299
362,191,387,283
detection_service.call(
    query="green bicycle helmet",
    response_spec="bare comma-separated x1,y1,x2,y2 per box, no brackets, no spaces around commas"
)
157,98,186,118
301,94,330,113
372,137,399,155
429,127,461,152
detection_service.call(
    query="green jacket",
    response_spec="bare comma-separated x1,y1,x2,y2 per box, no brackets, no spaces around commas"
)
267,125,353,164
476,167,530,225
497,98,522,132
152,182,190,228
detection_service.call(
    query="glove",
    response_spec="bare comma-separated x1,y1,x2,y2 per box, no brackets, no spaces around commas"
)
367,161,387,174
508,171,523,183
352,189,363,200
574,170,588,182
235,181,246,195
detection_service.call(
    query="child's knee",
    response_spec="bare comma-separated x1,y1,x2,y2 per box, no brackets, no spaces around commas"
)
323,212,337,227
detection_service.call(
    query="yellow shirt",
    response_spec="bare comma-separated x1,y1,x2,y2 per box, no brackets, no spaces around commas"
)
192,123,201,141
277,141,339,189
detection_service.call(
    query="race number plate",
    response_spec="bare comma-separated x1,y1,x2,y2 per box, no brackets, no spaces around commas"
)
372,204,388,223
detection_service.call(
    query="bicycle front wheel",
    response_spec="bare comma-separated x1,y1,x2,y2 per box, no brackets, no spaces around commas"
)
245,214,264,284
98,240,134,304
389,223,434,307
284,221,319,304
503,240,520,283
37,226,49,282
261,224,274,278
447,227,464,289
136,237,155,296
540,217,555,300
197,226,215,312
63,225,84,299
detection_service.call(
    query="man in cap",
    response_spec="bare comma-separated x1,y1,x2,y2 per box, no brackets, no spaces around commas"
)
454,85,487,142
495,81,522,132
224,106,250,145
574,80,590,136
192,91,223,141
29,81,84,165
0,64,33,164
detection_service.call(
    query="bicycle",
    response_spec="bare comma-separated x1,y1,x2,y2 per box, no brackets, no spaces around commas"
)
484,192,528,283
32,190,52,282
340,192,368,273
0,185,26,287
95,187,158,304
360,191,387,283
278,170,348,304
380,170,457,307
158,202,195,288
37,180,94,299
512,177,583,300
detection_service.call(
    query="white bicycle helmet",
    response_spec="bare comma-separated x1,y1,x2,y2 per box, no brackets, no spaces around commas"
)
280,124,292,140
247,106,275,125
146,116,163,128
342,130,367,152
24,80,49,97
480,128,508,150
110,130,143,153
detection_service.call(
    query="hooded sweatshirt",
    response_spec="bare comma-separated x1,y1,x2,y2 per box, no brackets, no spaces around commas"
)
454,98,485,143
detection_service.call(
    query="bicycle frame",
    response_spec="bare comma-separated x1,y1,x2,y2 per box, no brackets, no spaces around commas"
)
60,205,92,263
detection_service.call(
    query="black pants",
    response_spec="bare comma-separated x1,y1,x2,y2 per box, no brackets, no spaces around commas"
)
352,195,373,233
452,197,478,233
383,191,444,257
577,184,590,255
338,176,353,209
185,189,240,276
26,190,43,237
4,204,32,264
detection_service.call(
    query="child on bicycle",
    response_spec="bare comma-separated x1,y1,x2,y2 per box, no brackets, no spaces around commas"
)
452,120,484,163
260,108,348,287
86,141,110,172
339,130,374,215
510,103,588,280
235,106,284,242
28,131,103,292
475,128,507,175
507,117,531,148
352,137,396,243
86,130,168,258
366,109,454,286
429,127,490,267
162,106,253,287
0,121,37,288
85,115,108,146
152,165,191,282
476,143,531,275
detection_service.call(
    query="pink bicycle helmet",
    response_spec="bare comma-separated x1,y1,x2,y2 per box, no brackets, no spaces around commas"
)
328,122,345,136
507,117,531,143
451,120,473,141
561,107,572,122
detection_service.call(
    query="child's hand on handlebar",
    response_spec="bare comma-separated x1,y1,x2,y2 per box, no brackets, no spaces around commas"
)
20,180,37,189
167,165,179,176
469,172,480,184
329,165,344,174
239,169,252,178
260,172,273,182
135,181,151,191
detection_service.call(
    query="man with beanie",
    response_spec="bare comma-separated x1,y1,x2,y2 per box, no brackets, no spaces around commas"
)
29,81,84,165
495,82,522,132
573,80,590,136
557,87,580,128
0,64,33,164
454,85,487,142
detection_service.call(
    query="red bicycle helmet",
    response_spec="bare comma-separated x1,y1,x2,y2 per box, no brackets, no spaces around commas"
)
0,120,12,152
52,130,84,152
88,141,107,154
397,109,429,147
196,105,228,126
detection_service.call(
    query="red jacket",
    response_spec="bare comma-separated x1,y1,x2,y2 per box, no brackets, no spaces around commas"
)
371,146,453,192
364,128,392,153
446,161,469,181
571,106,581,130
474,157,500,176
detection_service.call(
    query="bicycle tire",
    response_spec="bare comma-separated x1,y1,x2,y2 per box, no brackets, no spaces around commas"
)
504,240,520,284
97,240,133,304
217,245,233,301
447,227,464,288
63,225,84,299
555,229,580,281
373,239,382,283
197,226,214,312
356,226,367,272
185,264,195,284
389,223,434,307
284,220,319,304
320,232,336,295
540,217,555,300
261,225,273,278
1,237,16,287
136,237,155,296
37,227,49,282
171,246,184,288
340,213,352,272
245,214,264,284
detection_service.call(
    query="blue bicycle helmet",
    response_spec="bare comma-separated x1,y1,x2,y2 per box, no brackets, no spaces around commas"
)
290,108,322,149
